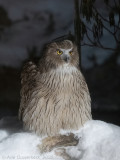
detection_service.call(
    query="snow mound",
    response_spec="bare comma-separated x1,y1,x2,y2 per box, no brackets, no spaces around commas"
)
0,117,120,160
73,120,120,160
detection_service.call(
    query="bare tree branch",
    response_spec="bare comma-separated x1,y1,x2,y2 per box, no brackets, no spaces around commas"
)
85,25,93,32
83,31,116,51
74,0,120,53
81,42,116,51
93,6,120,30
102,22,120,43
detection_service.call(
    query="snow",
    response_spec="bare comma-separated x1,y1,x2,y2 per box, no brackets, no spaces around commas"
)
74,121,120,160
0,117,120,160
0,117,63,160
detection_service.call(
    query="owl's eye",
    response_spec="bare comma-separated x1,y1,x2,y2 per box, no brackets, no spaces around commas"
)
57,50,63,55
69,51,73,55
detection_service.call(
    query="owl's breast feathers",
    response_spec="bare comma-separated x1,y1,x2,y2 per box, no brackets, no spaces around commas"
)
19,61,92,136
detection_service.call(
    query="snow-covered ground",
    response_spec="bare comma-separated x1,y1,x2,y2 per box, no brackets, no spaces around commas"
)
0,0,117,69
0,117,120,160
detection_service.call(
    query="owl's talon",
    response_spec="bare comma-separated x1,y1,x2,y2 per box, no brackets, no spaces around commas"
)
38,134,78,153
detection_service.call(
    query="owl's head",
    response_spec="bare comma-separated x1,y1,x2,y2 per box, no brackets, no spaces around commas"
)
44,40,79,69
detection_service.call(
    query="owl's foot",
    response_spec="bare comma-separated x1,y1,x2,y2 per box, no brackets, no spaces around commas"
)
38,133,78,153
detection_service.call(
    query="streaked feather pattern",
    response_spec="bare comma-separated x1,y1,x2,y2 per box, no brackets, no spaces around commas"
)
19,40,92,137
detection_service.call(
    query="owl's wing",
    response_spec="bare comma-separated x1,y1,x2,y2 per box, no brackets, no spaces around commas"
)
18,61,38,120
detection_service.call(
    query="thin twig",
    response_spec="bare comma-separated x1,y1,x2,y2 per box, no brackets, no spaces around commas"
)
85,25,93,32
84,31,116,51
93,6,120,30
81,43,116,51
102,23,119,43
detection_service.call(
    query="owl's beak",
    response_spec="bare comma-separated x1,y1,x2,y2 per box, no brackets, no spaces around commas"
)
62,54,70,63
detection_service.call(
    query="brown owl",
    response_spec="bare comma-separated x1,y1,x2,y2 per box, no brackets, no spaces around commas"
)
19,40,92,152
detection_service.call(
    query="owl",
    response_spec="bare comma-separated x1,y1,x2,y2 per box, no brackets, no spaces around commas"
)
19,40,92,137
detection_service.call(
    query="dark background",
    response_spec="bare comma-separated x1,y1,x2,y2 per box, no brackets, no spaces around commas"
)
0,0,120,125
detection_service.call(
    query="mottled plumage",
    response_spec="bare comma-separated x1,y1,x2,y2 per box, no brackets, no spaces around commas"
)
19,40,92,137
